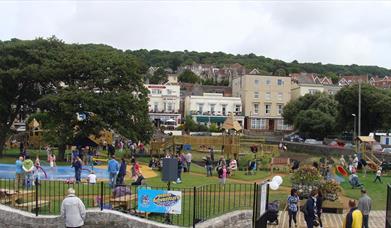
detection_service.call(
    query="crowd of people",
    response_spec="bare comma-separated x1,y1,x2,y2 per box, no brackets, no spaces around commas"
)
291,187,372,228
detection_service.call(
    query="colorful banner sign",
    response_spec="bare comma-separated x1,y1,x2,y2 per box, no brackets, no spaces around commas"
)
137,189,182,214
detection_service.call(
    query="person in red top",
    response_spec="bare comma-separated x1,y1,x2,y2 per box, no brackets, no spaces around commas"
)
131,158,140,181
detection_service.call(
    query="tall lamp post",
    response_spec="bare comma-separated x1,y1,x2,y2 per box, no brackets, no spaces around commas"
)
352,113,357,143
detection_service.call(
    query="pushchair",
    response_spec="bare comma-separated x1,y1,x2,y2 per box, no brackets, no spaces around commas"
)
349,174,363,188
266,200,280,225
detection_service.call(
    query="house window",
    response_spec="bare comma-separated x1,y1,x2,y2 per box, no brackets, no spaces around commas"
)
251,118,267,129
253,103,259,114
277,79,284,86
254,92,259,98
167,89,172,95
235,105,241,114
153,102,158,112
210,104,216,114
309,89,320,94
151,89,162,94
265,92,271,100
266,79,271,85
222,104,227,116
277,92,283,101
167,102,173,112
265,104,271,114
198,104,204,114
277,104,283,115
254,79,259,85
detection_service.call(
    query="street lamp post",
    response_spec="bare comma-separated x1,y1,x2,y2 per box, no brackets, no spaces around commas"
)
352,114,357,142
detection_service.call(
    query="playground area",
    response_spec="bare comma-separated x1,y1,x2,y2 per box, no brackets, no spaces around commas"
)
0,133,390,227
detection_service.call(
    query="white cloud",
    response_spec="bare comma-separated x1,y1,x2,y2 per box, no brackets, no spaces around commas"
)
1,1,391,68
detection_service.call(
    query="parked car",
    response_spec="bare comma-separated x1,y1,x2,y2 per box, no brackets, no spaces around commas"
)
382,148,391,153
285,134,304,142
344,143,355,149
304,139,323,145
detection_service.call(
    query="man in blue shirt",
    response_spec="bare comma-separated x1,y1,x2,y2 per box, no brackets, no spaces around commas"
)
108,155,119,188
15,156,24,189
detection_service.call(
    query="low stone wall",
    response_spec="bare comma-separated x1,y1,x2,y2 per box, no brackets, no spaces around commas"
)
195,210,253,228
0,204,178,228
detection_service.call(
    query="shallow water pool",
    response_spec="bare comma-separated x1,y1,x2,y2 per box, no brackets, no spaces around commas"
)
0,163,108,180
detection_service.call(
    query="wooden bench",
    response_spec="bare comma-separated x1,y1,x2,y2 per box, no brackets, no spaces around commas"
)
15,200,50,212
270,157,290,173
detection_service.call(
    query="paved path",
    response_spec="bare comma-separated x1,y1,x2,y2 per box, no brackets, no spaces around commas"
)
269,210,385,228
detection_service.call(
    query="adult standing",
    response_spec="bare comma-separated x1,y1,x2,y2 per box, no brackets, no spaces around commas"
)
61,188,86,228
117,158,127,185
176,155,183,183
209,148,215,164
343,200,363,228
358,189,372,228
15,156,24,188
205,156,213,177
287,188,299,228
108,155,119,188
72,157,83,183
303,190,317,228
316,190,323,228
185,152,192,172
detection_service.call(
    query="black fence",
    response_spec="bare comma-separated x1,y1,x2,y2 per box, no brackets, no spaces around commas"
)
0,178,259,227
387,184,391,228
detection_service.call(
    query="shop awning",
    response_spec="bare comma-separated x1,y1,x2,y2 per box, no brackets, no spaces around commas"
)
196,116,226,123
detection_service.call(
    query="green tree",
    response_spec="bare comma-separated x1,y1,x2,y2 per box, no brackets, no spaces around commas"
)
149,68,167,84
183,115,197,133
335,84,391,135
36,43,152,160
178,70,200,83
324,72,339,84
283,93,338,139
0,37,65,157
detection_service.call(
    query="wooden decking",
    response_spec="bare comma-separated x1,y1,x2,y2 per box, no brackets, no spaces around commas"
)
269,210,385,228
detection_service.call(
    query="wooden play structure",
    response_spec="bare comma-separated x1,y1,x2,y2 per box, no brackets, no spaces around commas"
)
270,157,290,173
151,135,241,158
356,136,381,171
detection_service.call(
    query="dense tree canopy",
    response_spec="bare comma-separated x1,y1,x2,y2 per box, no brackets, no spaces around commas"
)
178,70,200,83
283,93,338,139
335,84,391,135
0,37,65,157
129,49,391,76
0,38,152,159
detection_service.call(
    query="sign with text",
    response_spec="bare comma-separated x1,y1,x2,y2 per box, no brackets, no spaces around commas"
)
137,189,182,214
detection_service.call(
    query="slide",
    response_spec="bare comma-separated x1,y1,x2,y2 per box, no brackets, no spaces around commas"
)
336,165,348,176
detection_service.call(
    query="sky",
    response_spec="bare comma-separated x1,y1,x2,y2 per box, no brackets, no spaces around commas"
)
1,1,391,68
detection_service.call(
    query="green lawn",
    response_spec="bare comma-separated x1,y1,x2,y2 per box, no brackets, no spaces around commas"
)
340,172,390,210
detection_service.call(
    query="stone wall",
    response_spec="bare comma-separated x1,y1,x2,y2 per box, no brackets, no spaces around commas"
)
195,210,253,228
0,204,178,228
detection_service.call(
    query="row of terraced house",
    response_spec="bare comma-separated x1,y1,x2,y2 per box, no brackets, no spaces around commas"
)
145,65,391,132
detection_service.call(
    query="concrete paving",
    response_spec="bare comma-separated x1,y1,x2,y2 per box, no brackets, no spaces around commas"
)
269,210,385,228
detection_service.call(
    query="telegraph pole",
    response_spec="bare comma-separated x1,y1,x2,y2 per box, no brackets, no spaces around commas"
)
358,81,362,154
358,81,361,138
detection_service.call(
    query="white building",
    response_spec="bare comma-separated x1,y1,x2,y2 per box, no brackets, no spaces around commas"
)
145,84,181,129
184,93,244,127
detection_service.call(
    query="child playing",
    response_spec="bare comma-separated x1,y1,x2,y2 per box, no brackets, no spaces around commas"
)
374,167,382,183
49,153,56,168
218,165,227,185
87,171,97,184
